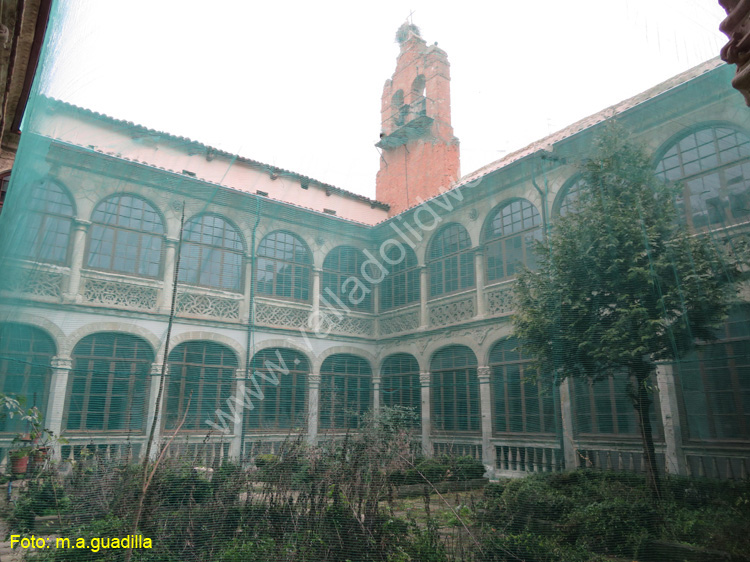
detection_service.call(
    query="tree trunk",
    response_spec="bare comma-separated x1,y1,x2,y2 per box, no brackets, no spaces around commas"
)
631,369,662,500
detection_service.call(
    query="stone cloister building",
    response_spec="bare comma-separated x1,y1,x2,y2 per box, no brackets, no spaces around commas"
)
0,28,748,479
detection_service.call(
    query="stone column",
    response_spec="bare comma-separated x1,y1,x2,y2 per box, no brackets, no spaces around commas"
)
158,237,179,314
311,268,321,332
420,371,432,456
45,356,72,459
474,249,486,318
145,363,166,460
656,363,687,476
229,368,247,459
307,373,321,444
372,373,381,414
558,378,578,470
240,255,253,322
64,219,90,301
372,284,380,336
478,366,495,472
419,266,429,328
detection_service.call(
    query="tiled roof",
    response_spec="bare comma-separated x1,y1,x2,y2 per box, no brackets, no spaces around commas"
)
39,96,389,211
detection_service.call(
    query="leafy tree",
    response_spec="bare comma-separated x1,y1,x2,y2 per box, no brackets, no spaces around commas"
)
513,124,741,497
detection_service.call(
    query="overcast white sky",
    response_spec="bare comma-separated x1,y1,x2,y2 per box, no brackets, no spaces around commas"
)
43,0,729,199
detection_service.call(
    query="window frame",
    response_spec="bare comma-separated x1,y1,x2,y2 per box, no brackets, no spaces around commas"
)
321,246,373,313
255,231,312,303
655,125,750,231
246,348,309,431
489,338,555,436
319,354,372,430
428,223,475,299
483,198,543,283
66,333,153,433
178,213,245,293
86,194,165,278
430,345,480,434
165,341,237,432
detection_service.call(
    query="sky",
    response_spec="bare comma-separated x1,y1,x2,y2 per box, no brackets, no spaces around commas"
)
42,0,729,200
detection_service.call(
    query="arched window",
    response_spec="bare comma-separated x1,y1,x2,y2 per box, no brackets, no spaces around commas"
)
179,214,244,292
319,354,371,430
557,178,585,217
430,345,479,433
87,195,164,277
0,324,55,433
67,333,153,432
392,89,406,127
322,246,372,312
380,245,419,311
381,353,421,426
166,341,237,431
18,179,74,264
655,126,750,230
484,199,542,282
256,231,312,301
428,223,474,298
247,348,308,431
489,338,554,435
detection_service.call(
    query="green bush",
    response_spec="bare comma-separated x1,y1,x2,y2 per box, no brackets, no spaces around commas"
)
479,532,603,562
567,497,656,558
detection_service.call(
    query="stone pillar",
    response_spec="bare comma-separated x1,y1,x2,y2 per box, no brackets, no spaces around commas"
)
312,268,321,332
307,373,320,444
372,284,380,336
64,219,90,301
372,372,381,414
419,266,429,328
474,249,486,318
478,366,495,473
558,378,578,470
240,255,253,322
420,371,432,456
229,368,247,459
45,356,72,459
158,237,179,314
145,363,166,460
656,363,687,475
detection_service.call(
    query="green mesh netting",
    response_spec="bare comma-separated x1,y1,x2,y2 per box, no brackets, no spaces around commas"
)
0,2,747,561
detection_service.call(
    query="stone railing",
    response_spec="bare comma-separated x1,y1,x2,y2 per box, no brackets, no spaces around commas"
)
683,445,750,479
0,261,65,301
494,443,563,474
485,280,515,317
324,311,375,337
254,298,312,330
80,270,159,311
378,304,420,336
428,291,475,328
176,288,242,321
162,439,231,466
574,442,665,474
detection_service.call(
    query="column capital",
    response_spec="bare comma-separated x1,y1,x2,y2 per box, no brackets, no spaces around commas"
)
235,367,248,379
419,371,431,386
165,237,180,247
73,219,91,230
308,373,321,385
477,366,491,382
313,267,323,274
51,356,73,370
150,362,168,376
474,247,485,257
371,374,381,385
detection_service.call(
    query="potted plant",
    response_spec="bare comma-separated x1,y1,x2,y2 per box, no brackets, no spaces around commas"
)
9,440,34,475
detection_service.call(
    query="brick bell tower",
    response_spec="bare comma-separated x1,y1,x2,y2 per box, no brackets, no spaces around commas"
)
376,23,460,216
